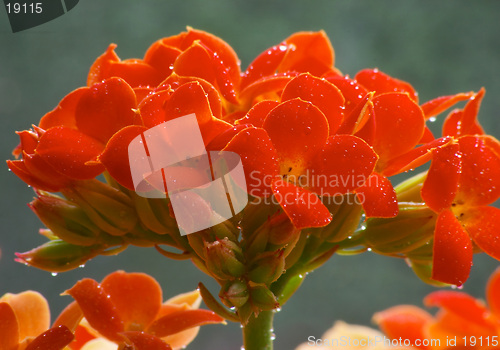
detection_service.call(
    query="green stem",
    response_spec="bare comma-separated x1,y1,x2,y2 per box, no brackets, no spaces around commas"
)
242,310,275,350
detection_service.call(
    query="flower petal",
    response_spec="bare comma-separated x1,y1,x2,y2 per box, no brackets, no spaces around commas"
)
271,180,331,229
223,127,279,197
372,92,425,163
373,305,433,347
308,135,378,194
241,43,291,90
163,81,232,145
24,325,74,350
143,41,181,77
421,141,461,212
87,44,120,86
281,73,344,134
147,309,224,338
35,127,104,180
0,303,19,350
486,267,500,318
355,68,418,102
239,73,295,106
431,210,472,286
424,290,494,331
235,100,280,128
39,88,87,130
263,98,329,175
463,206,500,261
101,271,162,331
66,278,124,342
0,291,50,340
279,31,334,76
76,77,137,144
382,136,453,177
53,301,83,332
421,92,474,119
355,173,398,218
455,136,500,206
324,74,369,118
7,158,69,191
121,332,172,350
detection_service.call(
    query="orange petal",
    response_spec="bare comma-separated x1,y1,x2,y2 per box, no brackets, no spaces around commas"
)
271,180,331,229
24,325,74,350
138,89,173,128
456,136,500,206
279,31,334,76
420,141,461,212
281,73,344,134
0,291,50,341
324,74,369,119
52,301,83,332
98,125,147,190
241,43,291,89
7,158,69,192
66,278,124,342
35,127,104,180
336,92,374,136
263,98,329,174
163,81,232,145
101,271,162,331
223,127,279,197
308,135,378,195
382,136,453,177
39,88,87,130
239,73,296,106
424,290,495,331
121,332,172,350
463,206,500,261
143,41,181,77
162,74,223,119
486,267,500,317
418,126,435,144
373,305,433,348
87,44,120,86
443,108,485,138
372,92,425,163
0,302,19,350
431,210,472,286
355,68,418,102
459,88,485,137
421,92,474,119
235,100,280,128
147,309,224,338
355,173,398,218
76,77,137,144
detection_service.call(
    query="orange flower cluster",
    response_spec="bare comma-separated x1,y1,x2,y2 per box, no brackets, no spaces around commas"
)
7,28,500,316
0,271,223,350
375,267,500,350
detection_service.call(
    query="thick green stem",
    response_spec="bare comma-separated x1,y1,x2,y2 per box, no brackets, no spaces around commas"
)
242,310,275,350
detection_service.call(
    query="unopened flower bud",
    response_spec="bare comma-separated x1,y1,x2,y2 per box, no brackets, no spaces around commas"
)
205,238,245,280
64,180,138,236
394,171,426,202
220,280,249,308
248,250,286,284
249,285,279,312
30,192,100,246
363,203,437,255
15,240,101,272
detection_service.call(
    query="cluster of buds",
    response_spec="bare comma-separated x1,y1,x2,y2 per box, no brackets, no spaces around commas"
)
7,27,500,325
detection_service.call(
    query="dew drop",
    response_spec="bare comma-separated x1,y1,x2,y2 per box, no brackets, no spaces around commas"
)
79,264,85,268
429,117,437,122
51,272,58,277
270,333,276,340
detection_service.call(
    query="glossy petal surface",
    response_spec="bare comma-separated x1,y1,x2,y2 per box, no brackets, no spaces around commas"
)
355,68,418,102
25,325,74,350
271,180,331,229
463,206,500,261
421,142,461,212
432,210,472,286
101,271,162,331
355,173,398,218
147,309,224,338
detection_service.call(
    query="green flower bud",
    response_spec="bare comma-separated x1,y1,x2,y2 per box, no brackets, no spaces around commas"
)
394,171,427,202
220,280,249,308
30,191,100,246
363,203,437,255
248,250,286,284
249,285,279,312
63,180,138,236
15,240,101,272
204,237,245,280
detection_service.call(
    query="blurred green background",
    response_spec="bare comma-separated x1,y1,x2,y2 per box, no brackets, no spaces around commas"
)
1,1,500,349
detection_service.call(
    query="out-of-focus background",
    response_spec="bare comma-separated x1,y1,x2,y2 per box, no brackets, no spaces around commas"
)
1,1,500,349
